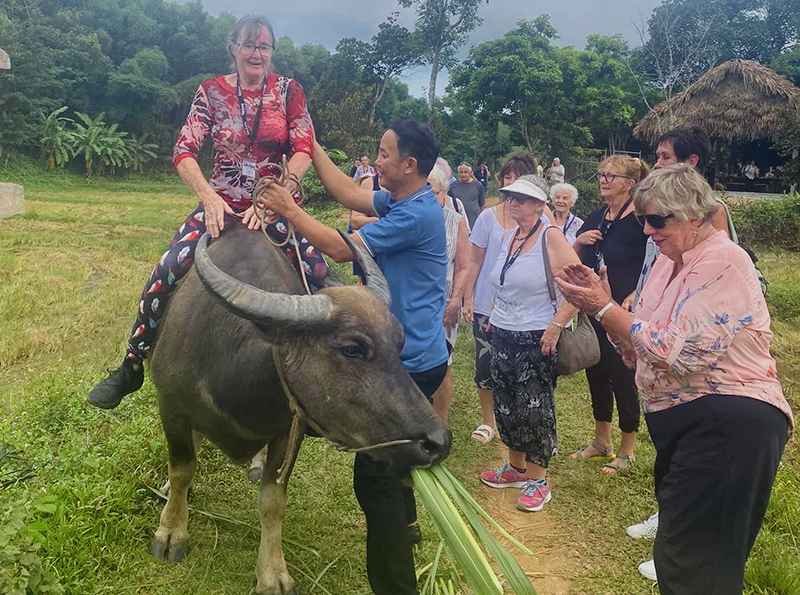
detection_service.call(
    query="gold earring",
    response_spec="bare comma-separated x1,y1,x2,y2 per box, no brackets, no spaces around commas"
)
692,228,698,238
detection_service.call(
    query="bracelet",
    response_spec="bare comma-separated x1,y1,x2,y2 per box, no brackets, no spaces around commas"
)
551,321,564,329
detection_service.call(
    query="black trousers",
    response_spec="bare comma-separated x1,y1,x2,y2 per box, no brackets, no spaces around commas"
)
584,317,640,433
646,394,788,595
353,362,447,595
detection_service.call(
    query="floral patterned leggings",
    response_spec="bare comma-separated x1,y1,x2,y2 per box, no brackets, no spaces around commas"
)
125,204,330,363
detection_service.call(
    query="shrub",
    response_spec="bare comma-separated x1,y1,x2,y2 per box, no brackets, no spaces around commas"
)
572,179,603,219
766,283,800,322
729,195,800,250
0,501,64,595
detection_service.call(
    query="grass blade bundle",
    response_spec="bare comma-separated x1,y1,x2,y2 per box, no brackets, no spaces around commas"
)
412,465,538,595
412,468,502,595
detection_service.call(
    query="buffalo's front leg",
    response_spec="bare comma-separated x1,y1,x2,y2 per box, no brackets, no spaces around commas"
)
256,436,297,595
150,418,195,564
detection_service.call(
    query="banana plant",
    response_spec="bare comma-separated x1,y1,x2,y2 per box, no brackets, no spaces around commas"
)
71,112,127,177
37,106,76,170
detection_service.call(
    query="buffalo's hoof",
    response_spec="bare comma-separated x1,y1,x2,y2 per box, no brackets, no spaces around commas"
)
149,540,189,564
248,467,263,483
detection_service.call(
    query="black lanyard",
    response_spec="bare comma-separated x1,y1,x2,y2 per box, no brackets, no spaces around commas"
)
236,74,267,148
562,212,576,235
500,219,542,288
600,196,633,237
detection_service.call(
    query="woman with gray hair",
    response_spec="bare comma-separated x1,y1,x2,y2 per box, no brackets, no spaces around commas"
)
428,167,470,418
556,164,792,595
550,182,583,245
479,174,580,512
88,15,329,409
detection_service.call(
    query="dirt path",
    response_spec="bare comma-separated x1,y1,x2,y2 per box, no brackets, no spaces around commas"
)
473,445,588,595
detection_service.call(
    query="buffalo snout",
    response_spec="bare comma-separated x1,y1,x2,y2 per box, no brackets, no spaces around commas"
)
388,426,452,472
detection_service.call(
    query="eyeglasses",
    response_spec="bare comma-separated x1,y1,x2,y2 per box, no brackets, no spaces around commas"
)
238,43,274,54
636,213,675,229
598,172,634,183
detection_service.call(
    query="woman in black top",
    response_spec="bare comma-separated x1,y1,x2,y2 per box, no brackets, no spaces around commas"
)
570,155,650,473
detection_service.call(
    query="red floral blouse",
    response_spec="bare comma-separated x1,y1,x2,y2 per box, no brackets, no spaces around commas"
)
173,72,314,210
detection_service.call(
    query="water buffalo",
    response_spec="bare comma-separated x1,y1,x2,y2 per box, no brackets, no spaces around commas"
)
147,225,452,595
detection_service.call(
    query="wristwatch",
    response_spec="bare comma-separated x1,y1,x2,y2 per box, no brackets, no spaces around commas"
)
594,301,615,323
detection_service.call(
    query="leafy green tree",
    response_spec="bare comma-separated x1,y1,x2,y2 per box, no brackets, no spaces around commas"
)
398,0,488,123
106,47,178,136
772,45,800,86
449,16,564,154
37,106,76,170
339,13,421,123
316,88,383,161
71,112,128,177
636,0,800,107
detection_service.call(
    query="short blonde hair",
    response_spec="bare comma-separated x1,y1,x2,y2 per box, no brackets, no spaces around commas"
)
633,163,718,223
427,167,450,192
549,182,578,205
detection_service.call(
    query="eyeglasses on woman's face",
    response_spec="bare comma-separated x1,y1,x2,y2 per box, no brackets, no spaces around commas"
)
598,171,634,183
636,213,675,229
238,42,274,55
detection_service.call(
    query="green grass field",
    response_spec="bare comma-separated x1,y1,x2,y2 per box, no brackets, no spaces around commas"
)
0,178,798,594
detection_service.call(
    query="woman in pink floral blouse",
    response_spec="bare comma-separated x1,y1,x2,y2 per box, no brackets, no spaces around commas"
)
556,164,793,595
88,15,329,410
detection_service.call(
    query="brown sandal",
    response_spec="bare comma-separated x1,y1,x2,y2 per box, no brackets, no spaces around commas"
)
570,440,615,461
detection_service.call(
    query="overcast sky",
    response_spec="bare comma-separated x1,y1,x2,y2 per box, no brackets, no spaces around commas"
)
190,0,664,97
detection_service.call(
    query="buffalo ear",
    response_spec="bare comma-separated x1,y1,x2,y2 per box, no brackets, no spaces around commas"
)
338,230,391,307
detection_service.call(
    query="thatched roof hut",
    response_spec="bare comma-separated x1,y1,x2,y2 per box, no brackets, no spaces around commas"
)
634,59,800,144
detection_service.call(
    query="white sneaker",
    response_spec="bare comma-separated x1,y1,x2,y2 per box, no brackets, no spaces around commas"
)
626,512,659,539
638,559,657,581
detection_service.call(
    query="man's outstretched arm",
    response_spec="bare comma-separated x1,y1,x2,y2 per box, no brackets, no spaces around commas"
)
313,142,377,216
257,183,359,263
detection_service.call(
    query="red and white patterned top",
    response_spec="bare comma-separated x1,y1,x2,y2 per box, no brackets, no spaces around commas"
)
173,73,314,210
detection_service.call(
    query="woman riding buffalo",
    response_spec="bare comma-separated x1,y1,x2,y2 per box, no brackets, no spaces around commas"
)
88,15,329,409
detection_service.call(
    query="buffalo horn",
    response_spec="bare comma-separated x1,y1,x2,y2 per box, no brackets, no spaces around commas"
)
195,233,334,328
338,230,391,307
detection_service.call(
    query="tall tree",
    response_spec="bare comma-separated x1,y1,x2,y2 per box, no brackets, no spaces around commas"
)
398,0,488,124
342,13,421,123
449,17,563,154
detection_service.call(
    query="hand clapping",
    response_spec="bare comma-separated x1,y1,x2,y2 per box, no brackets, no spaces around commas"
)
555,264,612,315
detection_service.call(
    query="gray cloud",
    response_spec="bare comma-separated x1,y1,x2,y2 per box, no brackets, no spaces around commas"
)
190,0,663,96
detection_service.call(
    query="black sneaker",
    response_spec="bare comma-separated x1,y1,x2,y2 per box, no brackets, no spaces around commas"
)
87,359,144,409
408,523,422,545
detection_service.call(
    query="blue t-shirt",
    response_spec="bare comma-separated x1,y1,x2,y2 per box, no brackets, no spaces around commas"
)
356,185,449,373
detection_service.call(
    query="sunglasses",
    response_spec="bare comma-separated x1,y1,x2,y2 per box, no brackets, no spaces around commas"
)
501,192,540,205
636,213,675,229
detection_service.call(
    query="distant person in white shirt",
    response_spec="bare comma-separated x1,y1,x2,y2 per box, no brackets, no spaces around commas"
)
547,158,565,183
352,155,375,179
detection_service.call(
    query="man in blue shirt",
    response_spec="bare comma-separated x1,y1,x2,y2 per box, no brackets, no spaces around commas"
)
259,119,448,595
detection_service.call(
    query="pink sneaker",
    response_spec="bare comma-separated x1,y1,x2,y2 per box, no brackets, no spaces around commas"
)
517,479,551,512
480,462,527,488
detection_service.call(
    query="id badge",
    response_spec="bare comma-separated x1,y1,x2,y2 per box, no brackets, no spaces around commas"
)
242,159,257,179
